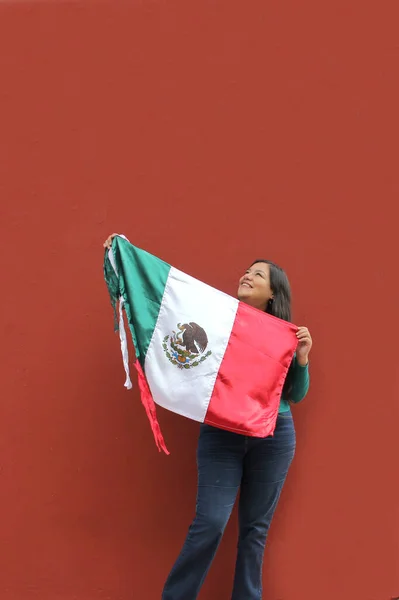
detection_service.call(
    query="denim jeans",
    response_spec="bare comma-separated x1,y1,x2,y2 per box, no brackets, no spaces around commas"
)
162,412,296,600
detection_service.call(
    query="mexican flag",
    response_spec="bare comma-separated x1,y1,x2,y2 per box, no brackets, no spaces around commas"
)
104,235,298,454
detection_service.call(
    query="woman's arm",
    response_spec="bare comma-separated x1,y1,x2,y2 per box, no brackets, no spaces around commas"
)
290,356,310,403
290,325,312,403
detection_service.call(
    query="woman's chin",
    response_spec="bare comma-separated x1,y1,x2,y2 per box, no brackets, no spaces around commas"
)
237,288,252,302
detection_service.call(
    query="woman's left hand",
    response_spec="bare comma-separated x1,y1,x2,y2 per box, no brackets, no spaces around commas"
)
296,326,312,366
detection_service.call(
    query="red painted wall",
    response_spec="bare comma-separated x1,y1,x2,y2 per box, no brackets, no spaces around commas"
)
0,2,398,599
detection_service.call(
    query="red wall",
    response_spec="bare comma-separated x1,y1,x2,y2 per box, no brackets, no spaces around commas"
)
0,2,398,599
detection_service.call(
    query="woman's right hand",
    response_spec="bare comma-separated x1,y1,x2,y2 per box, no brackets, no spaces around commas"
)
103,233,118,249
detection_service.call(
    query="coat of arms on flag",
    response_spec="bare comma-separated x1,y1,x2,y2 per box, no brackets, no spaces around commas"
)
162,323,212,369
104,235,298,455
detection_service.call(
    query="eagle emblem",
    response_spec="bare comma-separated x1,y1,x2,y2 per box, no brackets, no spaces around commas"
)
162,322,212,369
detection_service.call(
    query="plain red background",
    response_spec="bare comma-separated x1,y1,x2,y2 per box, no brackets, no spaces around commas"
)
0,1,398,599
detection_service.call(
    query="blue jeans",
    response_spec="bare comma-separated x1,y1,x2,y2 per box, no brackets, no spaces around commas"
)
162,413,296,600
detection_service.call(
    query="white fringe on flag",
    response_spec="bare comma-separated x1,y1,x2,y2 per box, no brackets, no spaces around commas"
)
119,296,132,390
108,245,132,390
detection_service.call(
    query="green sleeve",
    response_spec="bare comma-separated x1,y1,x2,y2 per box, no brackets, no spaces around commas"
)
290,356,310,404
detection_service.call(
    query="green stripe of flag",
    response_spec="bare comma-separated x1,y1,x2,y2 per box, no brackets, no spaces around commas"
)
105,237,171,365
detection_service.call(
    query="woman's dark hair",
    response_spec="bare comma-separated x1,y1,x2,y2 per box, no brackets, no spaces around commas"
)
250,259,294,399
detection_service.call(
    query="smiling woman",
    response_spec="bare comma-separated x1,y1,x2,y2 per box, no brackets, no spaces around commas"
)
103,234,312,600
161,256,312,600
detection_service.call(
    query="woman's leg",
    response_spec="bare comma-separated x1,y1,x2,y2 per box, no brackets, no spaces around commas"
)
231,413,296,600
162,425,245,600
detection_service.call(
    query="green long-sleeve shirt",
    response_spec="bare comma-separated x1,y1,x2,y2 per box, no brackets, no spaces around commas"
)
279,356,310,413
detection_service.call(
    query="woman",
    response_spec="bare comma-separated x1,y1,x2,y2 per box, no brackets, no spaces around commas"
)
104,235,312,600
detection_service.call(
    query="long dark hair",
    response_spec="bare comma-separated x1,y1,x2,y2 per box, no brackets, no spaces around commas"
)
250,259,294,399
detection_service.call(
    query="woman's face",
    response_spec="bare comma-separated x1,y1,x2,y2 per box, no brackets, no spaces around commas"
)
237,262,274,311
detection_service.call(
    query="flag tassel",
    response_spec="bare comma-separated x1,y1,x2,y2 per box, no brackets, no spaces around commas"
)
118,295,169,454
118,297,133,390
133,360,170,455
